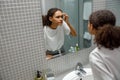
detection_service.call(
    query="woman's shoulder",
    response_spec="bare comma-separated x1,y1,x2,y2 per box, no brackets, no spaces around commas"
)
89,47,105,64
43,26,51,32
89,47,102,58
90,47,99,54
44,26,51,30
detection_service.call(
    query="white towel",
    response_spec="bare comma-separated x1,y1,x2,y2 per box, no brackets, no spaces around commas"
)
83,32,91,40
83,1,92,20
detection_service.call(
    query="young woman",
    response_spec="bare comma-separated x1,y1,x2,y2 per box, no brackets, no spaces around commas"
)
88,10,120,80
42,8,77,59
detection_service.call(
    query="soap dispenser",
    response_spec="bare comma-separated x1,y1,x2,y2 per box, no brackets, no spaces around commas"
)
35,70,44,80
75,43,80,51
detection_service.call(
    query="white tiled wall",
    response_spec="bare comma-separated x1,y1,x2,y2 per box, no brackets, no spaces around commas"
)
0,0,47,80
0,0,120,80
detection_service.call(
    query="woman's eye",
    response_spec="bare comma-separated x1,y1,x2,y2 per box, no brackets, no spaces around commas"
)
56,16,59,18
61,15,63,18
56,16,63,19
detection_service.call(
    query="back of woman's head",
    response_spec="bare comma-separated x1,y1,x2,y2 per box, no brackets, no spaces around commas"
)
95,25,120,50
89,10,116,29
42,8,63,26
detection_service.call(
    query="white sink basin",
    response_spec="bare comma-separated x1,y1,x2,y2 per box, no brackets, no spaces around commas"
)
62,68,93,80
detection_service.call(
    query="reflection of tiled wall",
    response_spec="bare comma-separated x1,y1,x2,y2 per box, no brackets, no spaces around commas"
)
106,0,120,25
0,0,47,80
92,0,106,10
1,0,120,80
93,0,120,25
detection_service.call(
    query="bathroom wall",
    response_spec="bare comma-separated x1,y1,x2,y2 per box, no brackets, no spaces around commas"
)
41,0,56,14
0,0,120,80
0,0,47,80
106,0,120,25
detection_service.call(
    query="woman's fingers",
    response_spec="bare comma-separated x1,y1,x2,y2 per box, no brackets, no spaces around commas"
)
63,13,69,22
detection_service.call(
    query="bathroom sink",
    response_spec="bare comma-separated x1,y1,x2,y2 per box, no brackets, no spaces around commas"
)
62,68,93,80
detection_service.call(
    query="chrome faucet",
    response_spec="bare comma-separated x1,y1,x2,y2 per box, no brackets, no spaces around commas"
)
75,62,86,77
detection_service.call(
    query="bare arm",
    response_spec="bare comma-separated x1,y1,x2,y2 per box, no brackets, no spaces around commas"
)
63,13,77,36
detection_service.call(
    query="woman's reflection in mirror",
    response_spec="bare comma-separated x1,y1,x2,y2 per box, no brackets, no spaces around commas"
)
42,8,77,60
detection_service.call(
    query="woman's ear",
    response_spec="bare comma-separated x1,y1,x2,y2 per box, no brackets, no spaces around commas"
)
90,24,93,30
49,17,52,22
88,23,96,35
90,24,97,35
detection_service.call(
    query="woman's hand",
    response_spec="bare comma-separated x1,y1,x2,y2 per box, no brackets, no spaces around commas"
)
63,13,69,22
63,13,77,36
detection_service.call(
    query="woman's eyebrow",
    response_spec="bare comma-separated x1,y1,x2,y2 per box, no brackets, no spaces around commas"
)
55,15,63,18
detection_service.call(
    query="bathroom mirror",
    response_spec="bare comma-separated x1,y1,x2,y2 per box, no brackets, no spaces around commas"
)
41,0,92,60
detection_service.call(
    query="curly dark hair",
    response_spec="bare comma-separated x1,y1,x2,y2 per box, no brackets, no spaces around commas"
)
42,8,63,26
89,10,120,50
89,10,116,30
95,25,120,50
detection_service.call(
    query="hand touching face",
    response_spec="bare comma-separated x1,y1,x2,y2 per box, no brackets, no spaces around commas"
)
62,13,69,22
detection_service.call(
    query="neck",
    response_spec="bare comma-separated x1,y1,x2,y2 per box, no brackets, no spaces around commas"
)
50,24,58,29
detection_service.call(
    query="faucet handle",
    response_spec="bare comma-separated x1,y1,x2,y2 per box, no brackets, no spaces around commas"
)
75,62,83,70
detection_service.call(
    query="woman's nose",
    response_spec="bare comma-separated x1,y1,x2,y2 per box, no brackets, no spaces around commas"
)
59,18,63,21
60,17,63,20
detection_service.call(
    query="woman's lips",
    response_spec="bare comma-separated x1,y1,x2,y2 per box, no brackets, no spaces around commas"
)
59,21,63,24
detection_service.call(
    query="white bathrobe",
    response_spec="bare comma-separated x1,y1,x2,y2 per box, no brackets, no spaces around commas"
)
89,47,120,80
44,21,70,51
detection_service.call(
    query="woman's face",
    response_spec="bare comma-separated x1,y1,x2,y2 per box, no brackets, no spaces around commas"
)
88,22,96,35
49,10,63,26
